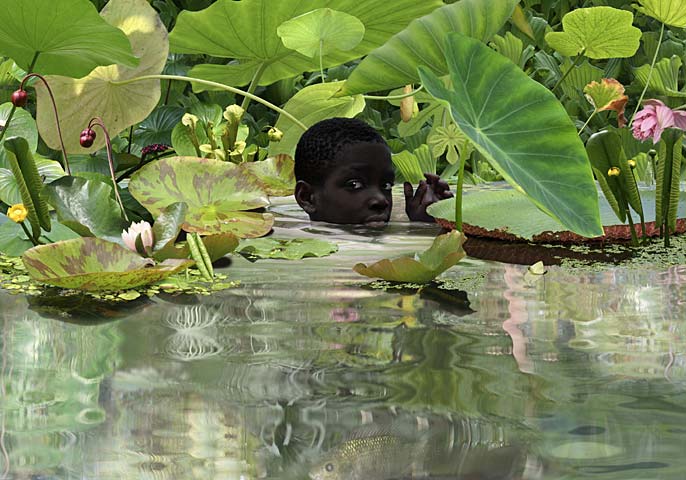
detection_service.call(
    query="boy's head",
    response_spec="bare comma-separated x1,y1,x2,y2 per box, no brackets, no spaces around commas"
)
294,118,394,224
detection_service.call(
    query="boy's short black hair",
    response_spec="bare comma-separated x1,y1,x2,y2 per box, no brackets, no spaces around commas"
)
294,117,387,186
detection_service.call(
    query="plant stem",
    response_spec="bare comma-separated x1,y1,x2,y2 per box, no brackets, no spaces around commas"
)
319,40,325,84
551,51,585,93
629,22,665,125
364,85,425,101
20,73,70,174
19,221,38,246
127,126,133,154
0,52,39,146
455,152,466,232
578,110,597,136
625,208,638,247
88,117,129,222
240,62,268,111
115,74,307,131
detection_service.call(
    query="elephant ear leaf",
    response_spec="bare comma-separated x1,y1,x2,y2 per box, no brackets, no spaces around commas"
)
419,32,603,238
634,0,686,27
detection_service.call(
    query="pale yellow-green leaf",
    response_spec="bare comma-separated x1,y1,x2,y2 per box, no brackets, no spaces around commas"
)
634,0,686,27
35,0,168,153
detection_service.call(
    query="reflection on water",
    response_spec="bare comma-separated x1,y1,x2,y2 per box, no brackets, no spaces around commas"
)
1,194,685,478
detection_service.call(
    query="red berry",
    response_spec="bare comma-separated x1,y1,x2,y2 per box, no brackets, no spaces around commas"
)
11,89,27,107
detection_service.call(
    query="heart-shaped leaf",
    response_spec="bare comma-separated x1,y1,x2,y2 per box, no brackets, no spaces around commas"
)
277,8,365,58
0,0,137,77
42,176,128,242
128,156,273,238
134,106,185,148
239,155,295,196
634,0,686,27
269,81,365,156
236,237,338,260
0,103,38,156
338,0,518,96
353,230,465,284
35,0,168,153
22,237,191,291
171,0,443,89
545,7,641,59
419,33,603,238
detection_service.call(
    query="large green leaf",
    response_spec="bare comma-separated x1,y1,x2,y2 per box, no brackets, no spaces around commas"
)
545,7,641,59
277,8,365,58
22,238,191,291
128,156,273,238
419,33,603,238
269,81,365,156
42,176,128,242
634,0,686,27
171,0,443,88
0,103,37,155
35,0,168,153
0,0,137,77
353,230,466,284
338,0,518,96
239,155,295,197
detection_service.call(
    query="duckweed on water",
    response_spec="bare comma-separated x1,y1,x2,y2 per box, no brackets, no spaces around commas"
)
0,253,238,300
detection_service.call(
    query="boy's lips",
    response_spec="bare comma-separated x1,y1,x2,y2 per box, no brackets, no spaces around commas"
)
364,214,389,224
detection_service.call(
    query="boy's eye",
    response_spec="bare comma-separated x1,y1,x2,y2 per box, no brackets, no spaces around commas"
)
383,182,394,191
345,180,364,190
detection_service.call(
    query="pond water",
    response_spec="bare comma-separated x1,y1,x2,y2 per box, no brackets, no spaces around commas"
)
1,192,685,479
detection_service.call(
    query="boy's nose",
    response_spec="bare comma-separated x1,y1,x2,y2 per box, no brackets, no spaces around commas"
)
368,191,390,211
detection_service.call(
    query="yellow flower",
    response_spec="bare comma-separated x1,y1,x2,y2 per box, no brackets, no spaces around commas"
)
7,204,27,223
627,159,636,168
608,167,621,177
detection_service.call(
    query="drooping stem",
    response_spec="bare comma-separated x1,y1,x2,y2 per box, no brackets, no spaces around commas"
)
240,62,268,111
88,117,129,222
364,85,425,101
551,51,585,93
20,73,71,174
0,52,39,146
629,22,665,125
114,74,307,131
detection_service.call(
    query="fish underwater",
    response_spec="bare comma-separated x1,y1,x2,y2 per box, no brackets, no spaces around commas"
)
308,423,529,480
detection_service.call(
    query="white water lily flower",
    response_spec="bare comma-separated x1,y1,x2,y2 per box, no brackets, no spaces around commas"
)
122,220,154,253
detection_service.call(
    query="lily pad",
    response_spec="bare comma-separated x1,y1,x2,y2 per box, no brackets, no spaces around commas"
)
353,230,465,283
236,238,338,260
128,156,273,238
35,0,168,154
22,237,192,291
545,7,641,59
277,8,365,58
0,0,137,77
239,155,295,196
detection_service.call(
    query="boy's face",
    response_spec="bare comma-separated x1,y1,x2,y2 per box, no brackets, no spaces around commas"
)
296,142,395,224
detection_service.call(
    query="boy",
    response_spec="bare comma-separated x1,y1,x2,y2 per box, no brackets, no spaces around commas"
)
294,118,452,224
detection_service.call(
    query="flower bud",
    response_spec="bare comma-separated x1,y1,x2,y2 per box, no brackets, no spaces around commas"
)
182,113,199,130
400,84,417,123
122,220,154,254
11,89,28,108
608,167,621,176
223,105,245,125
267,126,283,142
627,159,636,168
7,204,27,223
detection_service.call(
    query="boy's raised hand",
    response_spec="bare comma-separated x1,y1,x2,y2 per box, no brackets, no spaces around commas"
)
403,173,453,222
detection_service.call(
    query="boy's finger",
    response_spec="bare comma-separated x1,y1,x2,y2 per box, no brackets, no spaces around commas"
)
424,173,440,184
403,182,414,200
414,181,428,202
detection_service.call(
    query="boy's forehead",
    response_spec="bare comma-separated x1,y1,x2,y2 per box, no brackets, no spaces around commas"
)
335,142,391,165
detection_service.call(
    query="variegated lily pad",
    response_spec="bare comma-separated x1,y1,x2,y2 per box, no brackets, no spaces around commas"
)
22,237,192,291
239,155,295,196
353,231,466,283
128,156,273,238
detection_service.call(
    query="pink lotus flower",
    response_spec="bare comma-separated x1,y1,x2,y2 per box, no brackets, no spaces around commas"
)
632,99,686,143
122,220,154,253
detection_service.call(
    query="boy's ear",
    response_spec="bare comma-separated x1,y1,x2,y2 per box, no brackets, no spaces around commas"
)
295,180,317,215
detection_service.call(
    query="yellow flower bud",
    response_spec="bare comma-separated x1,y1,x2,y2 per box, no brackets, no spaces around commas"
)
181,113,199,129
627,159,636,168
7,204,28,223
223,104,245,124
608,167,621,176
268,126,284,142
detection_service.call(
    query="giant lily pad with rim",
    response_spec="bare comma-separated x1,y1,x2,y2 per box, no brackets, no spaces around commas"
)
22,237,192,291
